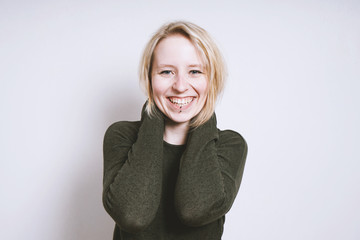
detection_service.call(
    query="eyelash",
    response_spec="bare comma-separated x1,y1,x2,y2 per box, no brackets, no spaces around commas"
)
160,70,172,75
159,70,202,75
189,70,202,74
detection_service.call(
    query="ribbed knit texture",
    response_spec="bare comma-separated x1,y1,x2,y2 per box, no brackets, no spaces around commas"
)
103,106,247,240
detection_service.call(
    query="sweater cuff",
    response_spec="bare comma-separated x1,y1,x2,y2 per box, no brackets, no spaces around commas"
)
188,113,219,146
139,101,164,140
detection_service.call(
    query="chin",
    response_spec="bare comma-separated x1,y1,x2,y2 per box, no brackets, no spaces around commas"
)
167,116,192,124
166,110,199,125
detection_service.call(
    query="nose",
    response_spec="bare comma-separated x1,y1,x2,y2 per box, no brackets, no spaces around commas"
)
172,73,189,92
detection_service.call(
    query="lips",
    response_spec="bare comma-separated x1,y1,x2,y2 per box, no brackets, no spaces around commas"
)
168,97,195,109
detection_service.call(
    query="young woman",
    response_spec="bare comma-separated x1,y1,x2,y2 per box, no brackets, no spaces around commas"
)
103,21,248,240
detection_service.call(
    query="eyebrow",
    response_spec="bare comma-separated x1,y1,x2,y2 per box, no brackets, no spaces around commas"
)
156,64,175,68
155,64,203,68
188,64,203,68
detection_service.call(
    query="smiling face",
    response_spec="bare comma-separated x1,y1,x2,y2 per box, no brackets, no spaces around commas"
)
151,34,208,126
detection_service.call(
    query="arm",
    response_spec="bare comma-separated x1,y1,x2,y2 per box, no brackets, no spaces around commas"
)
102,109,164,233
174,114,248,226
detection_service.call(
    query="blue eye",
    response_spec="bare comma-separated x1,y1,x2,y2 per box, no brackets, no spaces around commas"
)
160,70,172,75
190,70,202,74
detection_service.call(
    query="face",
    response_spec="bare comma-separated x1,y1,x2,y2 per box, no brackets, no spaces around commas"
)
151,34,208,126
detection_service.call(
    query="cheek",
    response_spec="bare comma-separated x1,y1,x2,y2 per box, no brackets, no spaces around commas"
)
195,78,209,98
151,78,168,101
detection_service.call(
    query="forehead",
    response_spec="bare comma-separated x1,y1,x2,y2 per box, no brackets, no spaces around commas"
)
153,34,204,66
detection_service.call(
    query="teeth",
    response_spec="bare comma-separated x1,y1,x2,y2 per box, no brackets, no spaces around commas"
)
169,97,193,106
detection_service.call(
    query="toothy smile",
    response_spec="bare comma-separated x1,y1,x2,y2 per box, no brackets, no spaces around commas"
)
168,97,194,107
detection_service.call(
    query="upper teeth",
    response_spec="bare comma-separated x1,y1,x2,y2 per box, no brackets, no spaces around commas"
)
169,97,193,105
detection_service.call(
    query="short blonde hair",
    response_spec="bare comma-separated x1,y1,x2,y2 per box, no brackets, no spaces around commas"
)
139,21,226,127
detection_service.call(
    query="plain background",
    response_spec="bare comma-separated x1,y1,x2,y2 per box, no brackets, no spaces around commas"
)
1,0,359,239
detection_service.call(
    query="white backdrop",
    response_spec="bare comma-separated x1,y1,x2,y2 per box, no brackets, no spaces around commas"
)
1,0,359,239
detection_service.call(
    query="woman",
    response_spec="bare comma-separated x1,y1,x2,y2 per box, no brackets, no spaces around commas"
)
103,21,248,240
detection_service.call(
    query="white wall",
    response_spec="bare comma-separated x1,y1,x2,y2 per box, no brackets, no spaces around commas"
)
1,0,359,239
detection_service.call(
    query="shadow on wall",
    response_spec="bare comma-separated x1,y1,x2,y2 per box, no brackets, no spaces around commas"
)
63,77,145,240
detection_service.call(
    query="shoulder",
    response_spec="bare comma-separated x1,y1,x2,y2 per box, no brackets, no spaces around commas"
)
104,121,141,144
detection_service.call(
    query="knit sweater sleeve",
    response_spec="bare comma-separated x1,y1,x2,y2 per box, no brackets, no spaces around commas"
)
102,110,164,233
174,114,248,226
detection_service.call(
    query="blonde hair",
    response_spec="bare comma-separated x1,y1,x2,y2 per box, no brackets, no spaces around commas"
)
139,21,226,127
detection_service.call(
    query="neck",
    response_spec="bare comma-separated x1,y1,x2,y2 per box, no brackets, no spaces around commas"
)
163,119,190,145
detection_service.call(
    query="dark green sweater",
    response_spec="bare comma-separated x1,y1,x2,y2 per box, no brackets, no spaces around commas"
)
102,108,247,240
